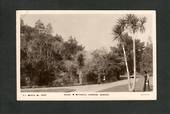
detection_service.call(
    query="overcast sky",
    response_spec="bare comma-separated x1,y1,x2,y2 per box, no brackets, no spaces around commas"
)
21,13,153,51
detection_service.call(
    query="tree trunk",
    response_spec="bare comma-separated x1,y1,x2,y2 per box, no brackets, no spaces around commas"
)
78,69,83,85
122,44,132,91
97,74,101,84
132,34,136,91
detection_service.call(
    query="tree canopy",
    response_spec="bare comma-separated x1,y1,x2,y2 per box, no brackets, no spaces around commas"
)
20,18,152,88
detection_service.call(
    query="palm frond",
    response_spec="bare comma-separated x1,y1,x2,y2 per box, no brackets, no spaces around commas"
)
125,14,140,33
140,17,146,25
112,24,123,41
139,17,146,33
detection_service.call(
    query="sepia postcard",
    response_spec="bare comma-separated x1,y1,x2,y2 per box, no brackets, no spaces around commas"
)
16,10,156,101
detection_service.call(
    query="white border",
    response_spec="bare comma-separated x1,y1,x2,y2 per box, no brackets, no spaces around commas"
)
16,10,156,101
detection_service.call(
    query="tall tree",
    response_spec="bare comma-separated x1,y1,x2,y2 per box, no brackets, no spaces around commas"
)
140,42,153,74
117,36,145,74
63,37,84,60
112,21,132,91
91,48,108,84
46,23,53,35
107,47,124,80
35,19,45,34
124,14,146,91
77,52,85,85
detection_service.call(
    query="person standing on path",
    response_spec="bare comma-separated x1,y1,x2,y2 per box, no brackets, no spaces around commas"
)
143,71,150,91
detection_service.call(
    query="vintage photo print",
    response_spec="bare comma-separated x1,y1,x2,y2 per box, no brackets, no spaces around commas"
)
16,10,156,101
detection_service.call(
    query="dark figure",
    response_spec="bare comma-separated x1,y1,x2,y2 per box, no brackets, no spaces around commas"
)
143,71,150,91
102,75,106,83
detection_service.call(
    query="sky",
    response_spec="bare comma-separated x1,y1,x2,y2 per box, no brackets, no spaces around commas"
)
20,12,154,51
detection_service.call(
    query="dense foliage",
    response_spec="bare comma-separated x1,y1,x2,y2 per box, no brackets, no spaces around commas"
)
20,19,153,88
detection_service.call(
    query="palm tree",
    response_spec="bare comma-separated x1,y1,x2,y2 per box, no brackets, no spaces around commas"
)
77,52,85,85
112,19,132,91
124,14,146,91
